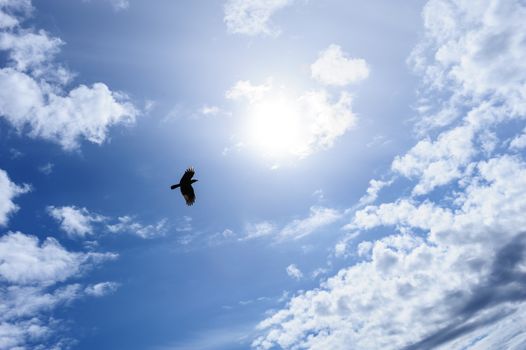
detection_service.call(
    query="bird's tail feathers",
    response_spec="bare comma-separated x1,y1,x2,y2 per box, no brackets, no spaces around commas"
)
170,184,180,190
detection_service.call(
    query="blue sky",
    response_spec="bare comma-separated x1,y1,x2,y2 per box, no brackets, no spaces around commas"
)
1,0,526,349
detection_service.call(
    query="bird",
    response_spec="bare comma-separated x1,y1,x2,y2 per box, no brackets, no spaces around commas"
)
170,167,198,206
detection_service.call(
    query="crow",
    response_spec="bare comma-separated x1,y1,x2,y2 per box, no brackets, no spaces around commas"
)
170,167,198,206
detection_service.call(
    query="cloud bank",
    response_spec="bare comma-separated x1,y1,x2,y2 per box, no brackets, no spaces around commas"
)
254,1,526,349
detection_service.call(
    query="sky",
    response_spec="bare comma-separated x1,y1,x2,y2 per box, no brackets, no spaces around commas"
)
1,0,526,349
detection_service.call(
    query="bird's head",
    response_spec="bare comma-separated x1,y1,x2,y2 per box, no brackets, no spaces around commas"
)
191,179,198,183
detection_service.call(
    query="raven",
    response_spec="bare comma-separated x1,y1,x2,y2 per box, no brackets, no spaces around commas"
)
170,167,198,206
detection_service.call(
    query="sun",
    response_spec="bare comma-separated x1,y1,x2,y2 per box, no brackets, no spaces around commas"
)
244,93,307,158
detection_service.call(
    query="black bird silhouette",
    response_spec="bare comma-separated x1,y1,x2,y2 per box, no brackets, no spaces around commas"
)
170,167,198,206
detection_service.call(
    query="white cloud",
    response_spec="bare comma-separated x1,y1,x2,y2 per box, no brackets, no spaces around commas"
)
356,240,373,257
0,231,116,285
106,215,168,239
84,281,120,297
286,264,302,280
0,1,137,150
333,231,360,258
244,206,343,241
47,206,105,238
409,0,526,132
392,124,475,195
254,1,526,349
510,127,526,150
0,231,117,349
0,0,30,30
226,79,272,102
358,178,393,206
223,0,293,36
244,221,276,240
0,168,30,227
311,44,370,86
47,205,169,240
227,79,358,158
279,206,342,240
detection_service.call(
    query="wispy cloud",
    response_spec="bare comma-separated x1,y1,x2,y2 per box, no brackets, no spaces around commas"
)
82,0,130,12
106,216,169,239
244,221,276,240
279,206,343,240
38,162,54,175
244,206,344,241
223,0,294,36
48,205,169,239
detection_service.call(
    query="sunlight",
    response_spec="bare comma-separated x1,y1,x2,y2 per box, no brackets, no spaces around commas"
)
245,94,306,158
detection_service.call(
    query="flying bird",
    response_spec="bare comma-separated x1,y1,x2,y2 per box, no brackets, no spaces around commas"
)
170,167,198,206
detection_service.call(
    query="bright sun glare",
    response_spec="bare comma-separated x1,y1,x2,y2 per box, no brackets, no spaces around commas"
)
245,94,307,158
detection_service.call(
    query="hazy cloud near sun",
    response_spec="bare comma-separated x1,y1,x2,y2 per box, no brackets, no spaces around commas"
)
311,44,370,86
225,43,369,162
226,78,358,159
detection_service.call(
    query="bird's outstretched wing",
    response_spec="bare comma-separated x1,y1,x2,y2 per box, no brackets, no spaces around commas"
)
180,167,195,184
181,185,196,206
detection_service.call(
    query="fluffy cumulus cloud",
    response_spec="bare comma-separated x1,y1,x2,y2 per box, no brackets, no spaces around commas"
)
227,79,358,159
0,168,30,226
0,0,137,150
0,231,117,349
311,44,370,86
254,1,526,349
224,0,293,36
